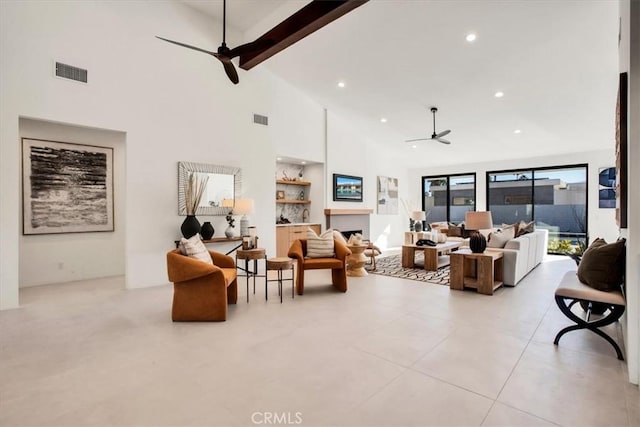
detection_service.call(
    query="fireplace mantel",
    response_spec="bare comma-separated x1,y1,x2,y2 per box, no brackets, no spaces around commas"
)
323,209,373,215
324,209,373,239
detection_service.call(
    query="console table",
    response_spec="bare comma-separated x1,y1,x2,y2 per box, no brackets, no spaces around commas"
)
174,236,243,255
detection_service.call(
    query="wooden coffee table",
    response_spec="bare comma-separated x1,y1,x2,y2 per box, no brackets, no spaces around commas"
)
402,241,462,271
449,249,504,295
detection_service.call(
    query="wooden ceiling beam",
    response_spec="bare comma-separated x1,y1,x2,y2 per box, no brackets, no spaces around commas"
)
239,0,369,70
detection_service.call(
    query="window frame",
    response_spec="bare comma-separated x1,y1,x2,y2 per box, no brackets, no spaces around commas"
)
421,172,476,224
486,163,589,251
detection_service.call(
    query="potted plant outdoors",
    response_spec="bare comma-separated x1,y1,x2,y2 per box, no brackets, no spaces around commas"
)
181,172,209,238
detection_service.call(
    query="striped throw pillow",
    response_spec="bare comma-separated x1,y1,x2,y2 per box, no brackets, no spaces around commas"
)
306,228,335,258
179,234,213,265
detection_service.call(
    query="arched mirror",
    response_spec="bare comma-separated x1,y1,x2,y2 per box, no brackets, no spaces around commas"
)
178,161,241,216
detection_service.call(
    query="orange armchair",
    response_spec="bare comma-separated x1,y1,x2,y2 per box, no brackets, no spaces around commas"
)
287,239,351,295
166,249,238,321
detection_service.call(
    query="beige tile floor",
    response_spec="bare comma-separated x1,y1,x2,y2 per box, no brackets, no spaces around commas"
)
1,255,638,426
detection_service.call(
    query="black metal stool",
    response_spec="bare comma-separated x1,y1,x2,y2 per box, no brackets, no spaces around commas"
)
553,271,626,360
266,257,294,303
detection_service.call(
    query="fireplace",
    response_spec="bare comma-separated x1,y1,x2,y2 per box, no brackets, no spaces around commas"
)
340,229,362,240
324,209,373,240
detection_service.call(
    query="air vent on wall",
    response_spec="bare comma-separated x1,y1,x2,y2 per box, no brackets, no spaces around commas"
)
55,62,87,83
253,114,268,126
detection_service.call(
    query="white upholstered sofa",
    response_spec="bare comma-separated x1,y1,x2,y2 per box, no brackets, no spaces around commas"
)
424,225,548,286
486,229,548,286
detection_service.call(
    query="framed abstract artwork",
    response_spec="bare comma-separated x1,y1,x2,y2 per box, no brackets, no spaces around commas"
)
377,176,398,214
598,167,616,208
22,138,114,234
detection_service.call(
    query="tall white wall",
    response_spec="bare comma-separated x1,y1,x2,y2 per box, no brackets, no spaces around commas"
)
619,0,639,385
407,150,619,243
326,111,409,249
18,118,126,287
0,1,326,307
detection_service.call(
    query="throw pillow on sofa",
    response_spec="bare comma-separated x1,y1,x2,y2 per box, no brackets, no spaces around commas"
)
577,238,626,291
516,220,534,237
487,226,516,248
447,223,464,237
179,234,213,265
307,228,335,258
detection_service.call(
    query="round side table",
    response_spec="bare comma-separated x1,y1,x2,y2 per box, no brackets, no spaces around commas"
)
266,257,295,303
346,244,368,277
236,248,266,303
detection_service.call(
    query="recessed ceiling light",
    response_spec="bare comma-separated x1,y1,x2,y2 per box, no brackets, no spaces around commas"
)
276,157,282,161
380,118,387,123
411,144,417,149
337,81,346,88
465,33,477,42
514,129,521,134
494,91,504,98
301,161,307,165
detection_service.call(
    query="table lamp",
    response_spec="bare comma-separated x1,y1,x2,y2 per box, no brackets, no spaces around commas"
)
233,198,254,236
465,211,493,253
411,211,426,232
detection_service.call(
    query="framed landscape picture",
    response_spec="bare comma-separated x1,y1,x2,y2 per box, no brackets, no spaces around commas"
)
22,138,114,234
333,173,363,202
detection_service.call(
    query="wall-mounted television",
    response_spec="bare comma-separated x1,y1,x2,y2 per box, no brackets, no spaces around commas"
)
333,174,363,202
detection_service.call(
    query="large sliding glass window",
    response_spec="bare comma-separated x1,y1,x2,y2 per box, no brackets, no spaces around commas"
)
487,165,588,253
487,170,533,225
422,173,476,224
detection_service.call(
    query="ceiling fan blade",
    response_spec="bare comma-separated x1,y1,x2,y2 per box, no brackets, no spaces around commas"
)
215,55,239,84
227,39,274,59
435,129,451,138
437,138,451,145
405,137,433,143
156,36,217,56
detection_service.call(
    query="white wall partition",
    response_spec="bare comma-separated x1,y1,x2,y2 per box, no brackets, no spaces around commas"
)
0,1,325,306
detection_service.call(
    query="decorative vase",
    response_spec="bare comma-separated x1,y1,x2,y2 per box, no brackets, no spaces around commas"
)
225,226,235,238
469,232,487,253
409,218,415,231
200,221,214,240
181,215,201,239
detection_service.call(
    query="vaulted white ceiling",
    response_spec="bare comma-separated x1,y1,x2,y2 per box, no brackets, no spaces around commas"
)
181,0,619,168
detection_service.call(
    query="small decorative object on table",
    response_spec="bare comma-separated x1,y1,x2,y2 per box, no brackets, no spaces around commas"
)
180,172,209,238
200,221,214,240
224,213,235,238
412,211,426,232
465,211,493,253
469,232,487,253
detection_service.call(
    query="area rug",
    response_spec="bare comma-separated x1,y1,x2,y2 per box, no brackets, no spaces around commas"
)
369,254,450,285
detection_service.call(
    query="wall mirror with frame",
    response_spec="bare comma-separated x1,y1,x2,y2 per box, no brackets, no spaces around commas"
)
178,161,241,216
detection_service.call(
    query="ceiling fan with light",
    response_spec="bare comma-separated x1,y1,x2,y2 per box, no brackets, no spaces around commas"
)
405,107,452,145
156,0,271,84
